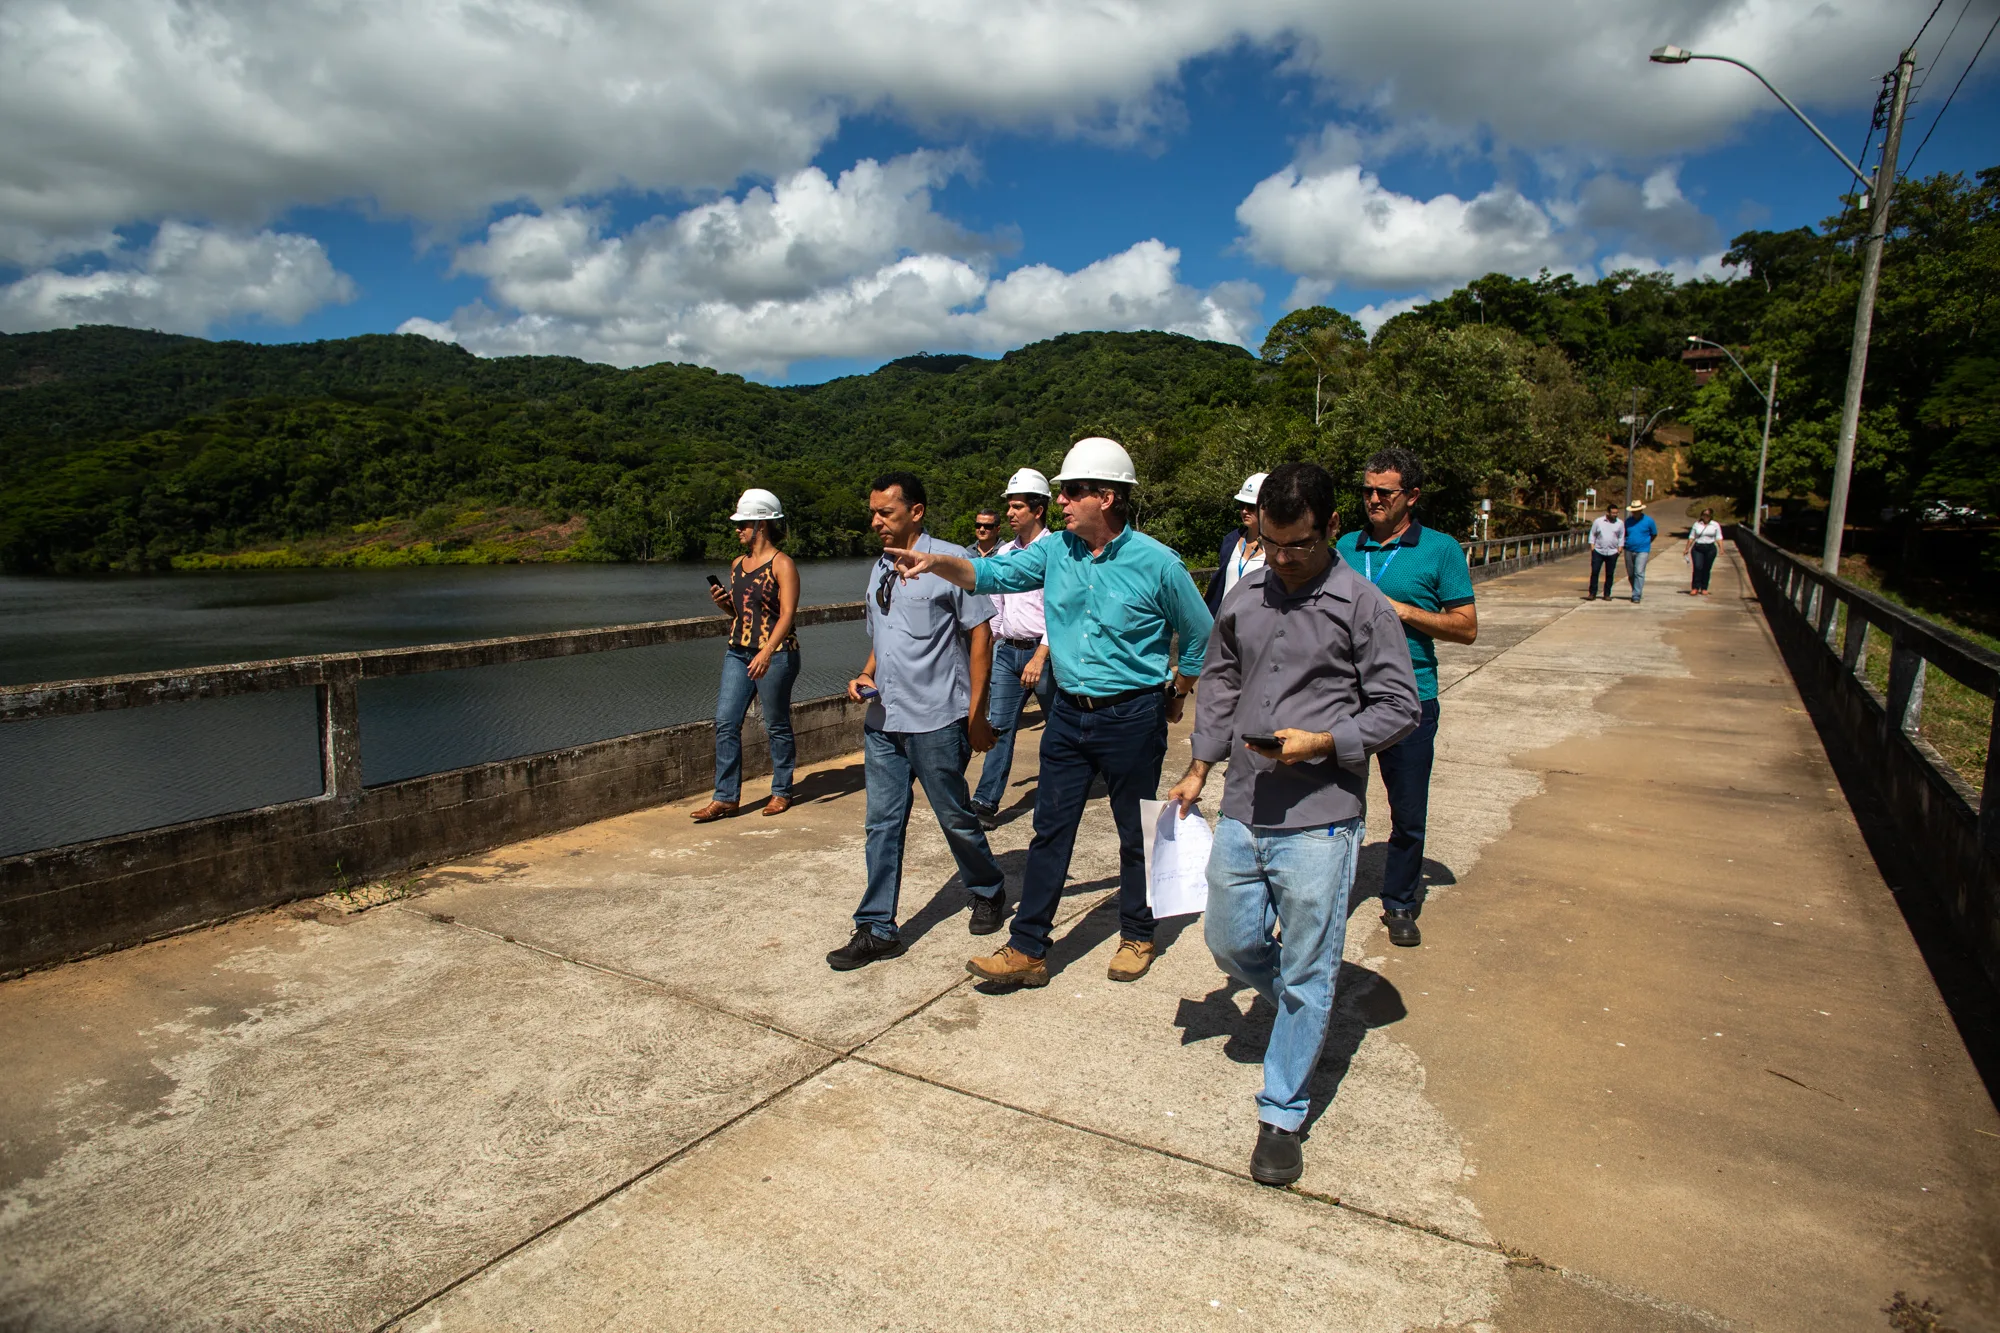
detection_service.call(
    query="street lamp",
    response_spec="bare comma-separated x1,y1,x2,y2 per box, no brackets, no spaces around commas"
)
1618,398,1677,513
1650,43,1916,576
1687,336,1779,535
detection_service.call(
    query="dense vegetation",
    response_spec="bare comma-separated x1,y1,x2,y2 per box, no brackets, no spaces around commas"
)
1,166,1992,574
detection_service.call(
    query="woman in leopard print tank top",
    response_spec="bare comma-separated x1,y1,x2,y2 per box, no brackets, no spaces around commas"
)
692,489,801,821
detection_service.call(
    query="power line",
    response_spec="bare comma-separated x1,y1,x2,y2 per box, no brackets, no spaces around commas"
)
1905,8,2000,172
1912,0,1948,49
1913,0,1975,96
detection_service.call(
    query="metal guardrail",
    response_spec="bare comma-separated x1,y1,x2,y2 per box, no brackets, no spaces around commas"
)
1734,528,2000,990
1459,528,1589,570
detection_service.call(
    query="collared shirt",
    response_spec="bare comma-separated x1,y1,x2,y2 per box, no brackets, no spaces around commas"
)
864,532,995,735
985,527,1057,643
1589,516,1625,555
1624,514,1659,552
1333,519,1475,702
1191,559,1420,829
972,526,1212,697
1222,538,1266,597
1689,519,1723,545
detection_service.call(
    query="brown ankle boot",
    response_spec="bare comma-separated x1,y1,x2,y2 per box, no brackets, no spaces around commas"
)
690,800,739,823
966,944,1049,988
1107,938,1156,982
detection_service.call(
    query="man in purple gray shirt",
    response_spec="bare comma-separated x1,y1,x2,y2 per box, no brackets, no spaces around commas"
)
1167,462,1419,1186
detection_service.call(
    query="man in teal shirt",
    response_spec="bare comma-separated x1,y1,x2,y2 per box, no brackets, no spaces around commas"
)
1333,447,1477,947
884,436,1212,987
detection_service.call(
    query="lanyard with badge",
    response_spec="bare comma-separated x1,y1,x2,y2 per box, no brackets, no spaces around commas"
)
1362,544,1401,585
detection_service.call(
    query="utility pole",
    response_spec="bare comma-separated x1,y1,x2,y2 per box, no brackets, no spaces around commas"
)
1821,47,1915,575
1624,389,1641,513
1752,360,1778,536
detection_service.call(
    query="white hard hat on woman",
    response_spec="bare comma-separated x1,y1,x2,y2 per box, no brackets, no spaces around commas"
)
1051,436,1138,486
1234,472,1268,505
1004,467,1051,498
730,488,784,522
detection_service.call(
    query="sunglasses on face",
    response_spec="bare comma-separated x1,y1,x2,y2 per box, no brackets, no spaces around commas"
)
1059,482,1102,501
1360,486,1405,501
973,522,997,531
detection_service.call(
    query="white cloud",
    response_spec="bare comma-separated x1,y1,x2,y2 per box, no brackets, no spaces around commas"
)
402,157,1258,375
0,222,355,334
0,0,1919,255
1237,162,1574,291
1597,250,1735,284
1351,295,1431,337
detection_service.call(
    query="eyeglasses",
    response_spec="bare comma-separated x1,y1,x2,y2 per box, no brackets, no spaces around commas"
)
1360,486,1405,501
1263,536,1324,557
973,522,997,531
875,568,896,613
1059,481,1102,500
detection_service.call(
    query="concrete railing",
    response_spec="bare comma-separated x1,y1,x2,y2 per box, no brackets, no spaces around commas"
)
1735,528,2000,990
1,603,871,976
1459,528,1587,581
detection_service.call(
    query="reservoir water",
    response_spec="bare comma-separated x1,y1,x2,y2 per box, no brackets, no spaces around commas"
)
0,562,877,856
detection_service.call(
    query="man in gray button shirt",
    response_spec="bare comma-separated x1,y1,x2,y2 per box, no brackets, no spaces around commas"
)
828,471,1008,971
1166,462,1419,1186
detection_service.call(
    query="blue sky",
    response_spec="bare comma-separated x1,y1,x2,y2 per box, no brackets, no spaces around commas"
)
3,1,1995,383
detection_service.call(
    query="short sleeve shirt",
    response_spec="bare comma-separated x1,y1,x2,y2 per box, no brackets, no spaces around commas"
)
1624,515,1658,552
1333,520,1475,702
864,533,995,734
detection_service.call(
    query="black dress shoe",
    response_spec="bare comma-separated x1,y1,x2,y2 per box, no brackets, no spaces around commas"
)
969,891,1007,936
1251,1122,1304,1185
972,802,1001,831
1382,909,1422,948
826,929,907,971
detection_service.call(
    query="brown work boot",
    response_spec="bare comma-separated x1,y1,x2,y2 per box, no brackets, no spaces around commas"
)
689,800,739,823
762,795,793,817
1107,937,1156,982
966,944,1049,988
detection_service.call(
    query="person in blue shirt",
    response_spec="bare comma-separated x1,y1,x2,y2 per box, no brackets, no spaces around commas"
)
1622,501,1659,603
1333,447,1477,948
883,436,1213,989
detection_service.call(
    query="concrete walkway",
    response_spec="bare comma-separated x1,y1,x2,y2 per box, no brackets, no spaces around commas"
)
2,548,1996,1333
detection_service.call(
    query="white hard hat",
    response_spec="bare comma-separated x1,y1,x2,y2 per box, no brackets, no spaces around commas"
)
1004,467,1051,498
1051,436,1138,486
1233,472,1268,505
730,488,784,522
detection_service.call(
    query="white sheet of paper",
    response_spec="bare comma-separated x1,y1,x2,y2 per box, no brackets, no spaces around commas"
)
1140,798,1214,919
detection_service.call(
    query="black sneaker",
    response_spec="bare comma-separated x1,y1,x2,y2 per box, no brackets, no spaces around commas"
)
1382,909,1422,948
1251,1122,1304,1186
969,891,1007,936
971,802,1001,831
826,929,907,971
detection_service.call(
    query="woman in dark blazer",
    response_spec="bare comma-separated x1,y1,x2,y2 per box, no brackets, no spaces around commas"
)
1203,472,1268,614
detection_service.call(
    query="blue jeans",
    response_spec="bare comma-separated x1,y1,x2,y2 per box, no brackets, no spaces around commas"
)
1377,697,1439,916
1010,690,1168,957
974,639,1054,812
1690,543,1717,591
1205,815,1363,1131
712,647,799,802
1589,550,1620,597
855,722,1005,940
1624,550,1650,601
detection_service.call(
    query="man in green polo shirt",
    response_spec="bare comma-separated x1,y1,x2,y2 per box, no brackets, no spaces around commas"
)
1333,447,1477,948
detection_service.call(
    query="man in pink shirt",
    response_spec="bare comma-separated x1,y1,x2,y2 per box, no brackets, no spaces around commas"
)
971,468,1057,828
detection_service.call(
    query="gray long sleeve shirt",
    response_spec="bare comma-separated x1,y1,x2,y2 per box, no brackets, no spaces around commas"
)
1191,557,1421,829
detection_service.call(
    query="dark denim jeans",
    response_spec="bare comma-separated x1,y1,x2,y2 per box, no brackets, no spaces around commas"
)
973,639,1055,812
1589,550,1620,598
1009,689,1169,958
855,721,1004,941
711,647,799,803
1377,696,1440,916
1691,543,1717,591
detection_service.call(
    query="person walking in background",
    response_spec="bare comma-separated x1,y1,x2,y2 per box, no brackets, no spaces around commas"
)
1204,472,1268,615
1623,501,1659,604
971,468,1058,830
1167,462,1419,1186
828,472,1008,971
970,509,1004,558
693,489,800,823
1684,508,1723,596
1587,503,1624,601
883,436,1212,988
1334,447,1476,949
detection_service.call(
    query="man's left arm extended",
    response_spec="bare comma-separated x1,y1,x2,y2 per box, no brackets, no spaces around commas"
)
1388,599,1477,645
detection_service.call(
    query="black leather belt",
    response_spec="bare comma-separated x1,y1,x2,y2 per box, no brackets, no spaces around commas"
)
1058,684,1167,712
1001,636,1040,651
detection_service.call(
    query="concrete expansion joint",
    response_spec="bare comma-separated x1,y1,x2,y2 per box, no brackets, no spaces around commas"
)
1436,599,1592,700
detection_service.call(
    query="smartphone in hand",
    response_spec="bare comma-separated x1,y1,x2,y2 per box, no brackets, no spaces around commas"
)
706,575,724,588
1242,732,1283,751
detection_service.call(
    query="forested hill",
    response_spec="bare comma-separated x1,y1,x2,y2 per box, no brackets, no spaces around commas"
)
0,327,1266,571
2,166,1994,575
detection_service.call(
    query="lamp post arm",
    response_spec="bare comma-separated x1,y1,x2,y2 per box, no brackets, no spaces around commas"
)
1684,53,1873,189
1689,337,1774,406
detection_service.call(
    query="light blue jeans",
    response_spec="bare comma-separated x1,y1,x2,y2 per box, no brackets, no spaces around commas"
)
712,647,799,802
855,722,1005,940
1204,814,1363,1131
973,638,1054,812
1623,550,1651,602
